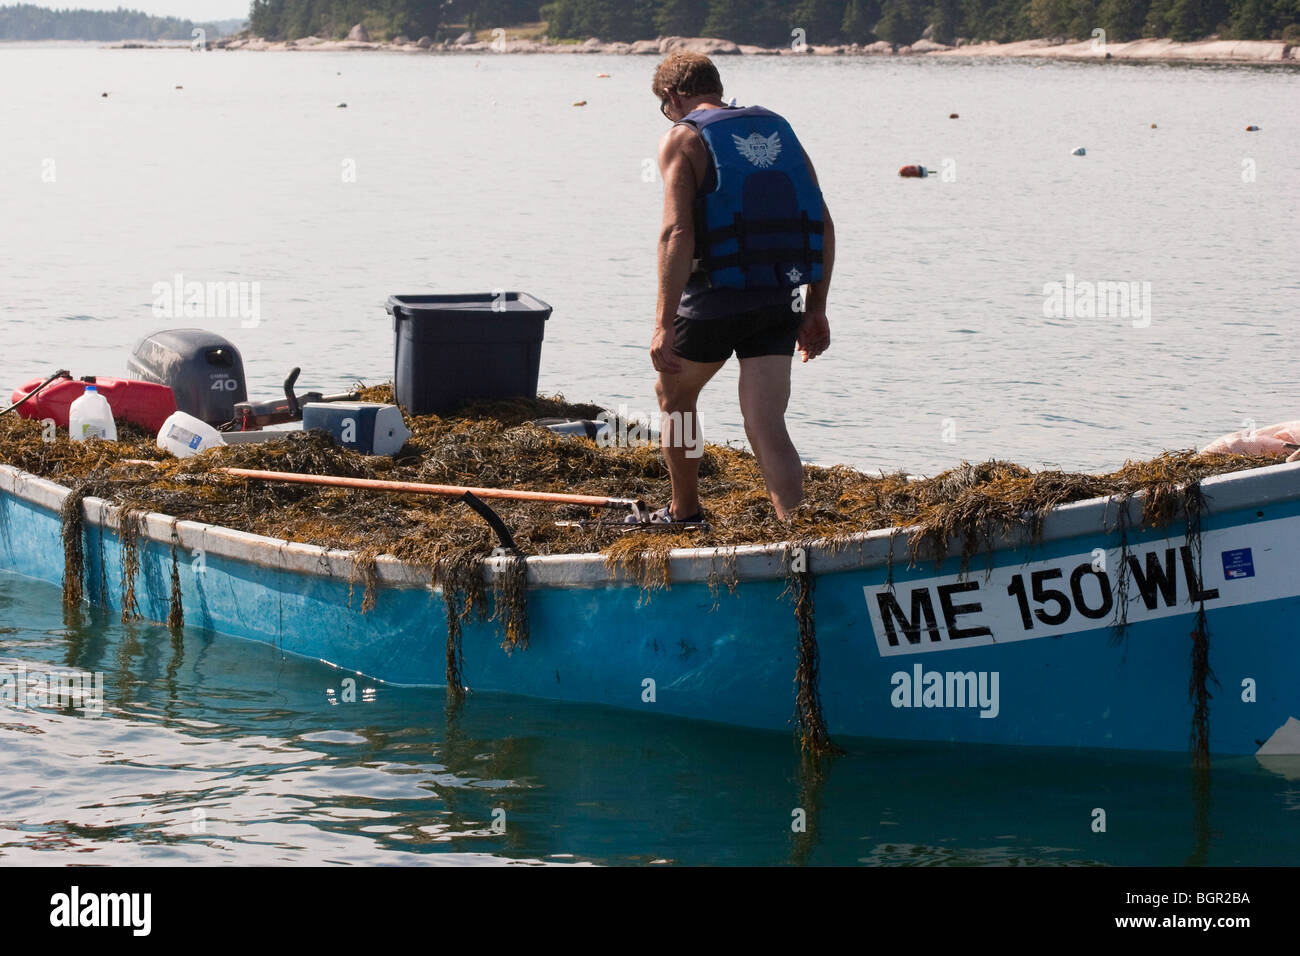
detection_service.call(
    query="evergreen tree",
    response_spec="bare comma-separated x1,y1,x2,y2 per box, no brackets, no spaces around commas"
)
544,0,596,37
1226,0,1269,36
1145,0,1173,35
793,0,848,43
841,0,881,41
1145,0,1218,39
741,0,802,46
1029,0,1071,35
598,0,654,40
929,0,962,41
875,0,927,42
539,1,571,36
654,0,705,36
389,0,443,36
283,0,318,37
250,0,284,38
954,0,1024,40
1097,0,1148,41
1064,0,1098,38
702,0,749,38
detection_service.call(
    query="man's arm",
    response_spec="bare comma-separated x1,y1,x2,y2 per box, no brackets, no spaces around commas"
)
650,125,704,374
798,148,832,362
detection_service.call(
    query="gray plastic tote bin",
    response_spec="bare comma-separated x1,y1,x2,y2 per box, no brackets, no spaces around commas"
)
387,292,552,415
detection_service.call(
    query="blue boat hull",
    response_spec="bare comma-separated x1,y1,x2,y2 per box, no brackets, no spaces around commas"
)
2,463,1298,755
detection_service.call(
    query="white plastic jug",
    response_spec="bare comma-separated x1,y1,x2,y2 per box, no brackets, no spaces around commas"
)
68,384,117,442
157,410,225,459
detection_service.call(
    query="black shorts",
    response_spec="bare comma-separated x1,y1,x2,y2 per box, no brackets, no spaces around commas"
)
672,303,802,364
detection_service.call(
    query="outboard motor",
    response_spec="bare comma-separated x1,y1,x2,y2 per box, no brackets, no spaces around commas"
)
128,329,247,427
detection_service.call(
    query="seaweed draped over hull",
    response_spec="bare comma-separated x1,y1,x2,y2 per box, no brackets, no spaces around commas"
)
5,388,1277,759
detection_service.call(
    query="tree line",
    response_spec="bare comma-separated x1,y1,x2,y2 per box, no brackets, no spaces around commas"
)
0,3,231,41
249,1,542,39
245,0,1296,44
542,0,1297,45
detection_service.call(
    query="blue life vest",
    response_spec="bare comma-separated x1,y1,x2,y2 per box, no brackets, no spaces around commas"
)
676,105,824,291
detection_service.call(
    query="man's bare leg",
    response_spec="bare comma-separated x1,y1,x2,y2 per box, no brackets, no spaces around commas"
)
738,354,803,519
656,357,726,517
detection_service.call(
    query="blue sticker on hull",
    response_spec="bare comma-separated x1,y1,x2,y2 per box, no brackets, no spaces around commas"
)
1221,548,1254,580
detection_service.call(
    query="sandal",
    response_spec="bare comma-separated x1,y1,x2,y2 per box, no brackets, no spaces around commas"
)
624,505,707,526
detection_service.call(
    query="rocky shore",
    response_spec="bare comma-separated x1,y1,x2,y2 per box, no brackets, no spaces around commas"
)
205,29,1299,65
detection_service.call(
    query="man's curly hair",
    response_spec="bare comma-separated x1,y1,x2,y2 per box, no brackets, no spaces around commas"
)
651,52,723,100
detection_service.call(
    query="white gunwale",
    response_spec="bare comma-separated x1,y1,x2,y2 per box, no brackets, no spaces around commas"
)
3,459,1299,591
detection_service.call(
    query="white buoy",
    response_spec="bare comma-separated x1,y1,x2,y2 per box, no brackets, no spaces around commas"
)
1071,146,1086,156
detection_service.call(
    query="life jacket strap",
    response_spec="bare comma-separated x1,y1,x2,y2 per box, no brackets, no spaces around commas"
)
706,248,826,270
703,218,825,243
702,209,824,275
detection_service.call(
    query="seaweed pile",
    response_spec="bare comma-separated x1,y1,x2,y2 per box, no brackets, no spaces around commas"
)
0,386,1276,566
0,386,1277,757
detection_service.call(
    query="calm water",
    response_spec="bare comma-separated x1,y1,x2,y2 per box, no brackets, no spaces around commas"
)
1,48,1298,866
1,48,1297,474
4,571,1300,865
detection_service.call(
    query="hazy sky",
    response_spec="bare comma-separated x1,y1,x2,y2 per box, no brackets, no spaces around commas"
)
21,1,251,22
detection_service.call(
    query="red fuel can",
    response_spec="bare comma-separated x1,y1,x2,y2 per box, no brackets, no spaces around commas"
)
10,376,176,432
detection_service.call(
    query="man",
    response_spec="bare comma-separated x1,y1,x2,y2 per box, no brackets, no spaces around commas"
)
641,51,833,525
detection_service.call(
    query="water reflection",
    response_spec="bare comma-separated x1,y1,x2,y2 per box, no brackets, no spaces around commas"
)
2,572,1298,866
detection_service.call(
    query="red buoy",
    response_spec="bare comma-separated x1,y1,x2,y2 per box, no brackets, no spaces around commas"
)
10,376,176,432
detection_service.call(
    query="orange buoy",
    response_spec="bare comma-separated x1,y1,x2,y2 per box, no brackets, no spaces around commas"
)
1150,122,1157,128
596,73,610,78
898,165,929,178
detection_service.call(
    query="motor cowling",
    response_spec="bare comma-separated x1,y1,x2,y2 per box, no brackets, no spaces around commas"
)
127,329,247,427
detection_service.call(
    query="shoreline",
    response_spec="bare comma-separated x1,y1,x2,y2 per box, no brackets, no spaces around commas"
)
184,33,1300,66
